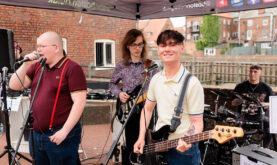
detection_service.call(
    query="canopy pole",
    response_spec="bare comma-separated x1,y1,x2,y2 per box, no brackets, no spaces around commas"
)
136,3,140,29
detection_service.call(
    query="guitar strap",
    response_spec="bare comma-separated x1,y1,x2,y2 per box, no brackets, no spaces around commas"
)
170,72,192,133
142,59,153,83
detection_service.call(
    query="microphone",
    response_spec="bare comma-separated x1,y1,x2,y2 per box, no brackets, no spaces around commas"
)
141,64,159,74
218,106,240,118
16,53,40,64
2,67,8,82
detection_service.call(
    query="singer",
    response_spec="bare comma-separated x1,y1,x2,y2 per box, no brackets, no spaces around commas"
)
109,29,158,164
9,31,87,165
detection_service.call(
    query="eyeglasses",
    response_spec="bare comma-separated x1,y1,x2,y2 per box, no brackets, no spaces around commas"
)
36,44,56,50
129,42,144,48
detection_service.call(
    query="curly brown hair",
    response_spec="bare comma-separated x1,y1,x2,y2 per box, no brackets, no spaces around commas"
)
121,29,147,66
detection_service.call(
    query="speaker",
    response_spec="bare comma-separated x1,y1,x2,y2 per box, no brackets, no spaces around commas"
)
232,144,277,165
0,28,15,72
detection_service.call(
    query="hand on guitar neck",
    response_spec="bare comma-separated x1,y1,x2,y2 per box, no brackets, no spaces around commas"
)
176,134,191,152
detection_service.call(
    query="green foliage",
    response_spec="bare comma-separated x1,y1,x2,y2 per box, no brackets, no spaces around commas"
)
220,49,226,55
229,43,243,48
195,39,208,50
201,15,220,47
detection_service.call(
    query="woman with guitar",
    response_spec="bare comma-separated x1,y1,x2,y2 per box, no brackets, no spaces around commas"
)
109,29,158,165
134,30,204,165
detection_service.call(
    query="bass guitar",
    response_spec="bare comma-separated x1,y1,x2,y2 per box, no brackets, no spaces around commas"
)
116,85,147,124
130,125,244,164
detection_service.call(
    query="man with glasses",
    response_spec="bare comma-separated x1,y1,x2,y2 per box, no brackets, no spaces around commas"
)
134,30,204,165
9,31,87,164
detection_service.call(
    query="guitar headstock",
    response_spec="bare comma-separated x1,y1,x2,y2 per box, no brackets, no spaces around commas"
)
211,125,244,144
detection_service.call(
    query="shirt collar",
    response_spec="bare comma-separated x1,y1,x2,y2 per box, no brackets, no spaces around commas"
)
129,58,143,65
49,56,68,69
162,65,186,83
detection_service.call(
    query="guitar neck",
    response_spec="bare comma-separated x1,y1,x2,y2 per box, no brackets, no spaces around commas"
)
144,131,211,154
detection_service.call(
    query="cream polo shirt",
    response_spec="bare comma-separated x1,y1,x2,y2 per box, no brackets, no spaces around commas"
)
147,65,204,140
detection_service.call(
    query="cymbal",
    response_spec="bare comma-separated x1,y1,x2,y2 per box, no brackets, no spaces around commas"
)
209,89,231,99
233,92,259,104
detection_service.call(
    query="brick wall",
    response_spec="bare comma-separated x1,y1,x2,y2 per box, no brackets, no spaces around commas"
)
0,5,136,76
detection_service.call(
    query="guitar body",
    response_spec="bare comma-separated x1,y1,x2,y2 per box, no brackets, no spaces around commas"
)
116,85,142,124
130,125,171,165
130,125,245,165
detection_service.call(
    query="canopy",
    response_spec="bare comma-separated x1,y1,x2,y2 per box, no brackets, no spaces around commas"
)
0,0,277,20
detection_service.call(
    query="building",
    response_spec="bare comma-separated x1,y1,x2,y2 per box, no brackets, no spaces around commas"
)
0,4,136,78
139,18,174,57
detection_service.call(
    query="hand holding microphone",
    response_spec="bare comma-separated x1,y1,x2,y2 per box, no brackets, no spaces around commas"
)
16,52,41,64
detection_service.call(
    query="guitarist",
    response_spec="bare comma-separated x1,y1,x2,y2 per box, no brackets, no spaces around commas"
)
109,29,158,165
134,30,204,165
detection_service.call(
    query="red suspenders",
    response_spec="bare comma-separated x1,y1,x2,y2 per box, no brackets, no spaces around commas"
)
49,60,70,130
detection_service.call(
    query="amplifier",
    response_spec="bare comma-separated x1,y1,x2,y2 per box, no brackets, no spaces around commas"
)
232,144,277,165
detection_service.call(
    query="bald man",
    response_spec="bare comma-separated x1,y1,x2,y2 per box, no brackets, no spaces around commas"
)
9,31,87,165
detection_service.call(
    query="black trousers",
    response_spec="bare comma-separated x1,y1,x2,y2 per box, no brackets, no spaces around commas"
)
122,107,141,165
121,106,157,165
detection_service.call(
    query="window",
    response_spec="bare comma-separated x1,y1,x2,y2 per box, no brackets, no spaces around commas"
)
261,43,270,48
62,38,67,54
223,31,226,38
147,32,152,36
192,21,199,31
228,20,230,25
147,41,155,44
263,19,268,26
262,30,268,38
223,19,226,25
94,39,115,67
247,20,253,26
227,32,230,39
193,34,199,41
187,34,191,40
187,21,191,27
247,30,252,40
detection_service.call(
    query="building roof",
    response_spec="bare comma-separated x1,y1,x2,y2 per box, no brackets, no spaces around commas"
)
139,18,173,48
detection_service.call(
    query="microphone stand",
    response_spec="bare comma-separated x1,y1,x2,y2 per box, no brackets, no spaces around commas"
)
11,58,47,165
0,68,32,164
104,72,151,165
258,102,265,147
213,95,219,126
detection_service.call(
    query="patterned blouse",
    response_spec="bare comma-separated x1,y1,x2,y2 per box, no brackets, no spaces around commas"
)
109,59,158,97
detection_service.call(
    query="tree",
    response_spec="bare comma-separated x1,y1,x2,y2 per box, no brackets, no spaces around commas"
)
200,15,220,48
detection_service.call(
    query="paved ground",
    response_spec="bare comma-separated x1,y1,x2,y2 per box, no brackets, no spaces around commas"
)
0,124,115,165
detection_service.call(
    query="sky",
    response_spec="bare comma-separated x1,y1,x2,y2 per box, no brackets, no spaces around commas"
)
170,17,186,27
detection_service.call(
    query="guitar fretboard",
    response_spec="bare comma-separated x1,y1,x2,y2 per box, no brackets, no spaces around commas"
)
144,131,211,154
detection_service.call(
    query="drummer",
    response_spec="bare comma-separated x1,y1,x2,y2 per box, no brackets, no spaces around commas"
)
232,64,276,150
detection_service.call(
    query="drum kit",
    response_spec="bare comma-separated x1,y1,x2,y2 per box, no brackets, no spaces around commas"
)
201,89,269,165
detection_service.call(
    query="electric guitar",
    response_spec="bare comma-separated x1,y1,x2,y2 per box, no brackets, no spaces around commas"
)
130,125,244,164
116,85,147,124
